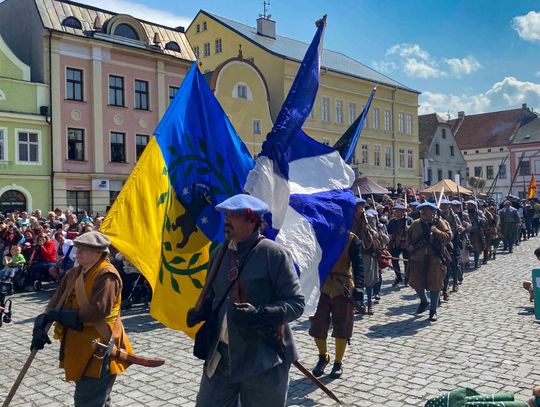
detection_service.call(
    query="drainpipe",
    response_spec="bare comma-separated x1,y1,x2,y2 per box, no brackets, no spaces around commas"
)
391,87,397,188
48,29,54,210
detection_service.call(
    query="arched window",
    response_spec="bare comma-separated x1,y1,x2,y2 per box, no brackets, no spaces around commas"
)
165,41,181,52
62,16,82,30
114,23,139,40
0,190,26,213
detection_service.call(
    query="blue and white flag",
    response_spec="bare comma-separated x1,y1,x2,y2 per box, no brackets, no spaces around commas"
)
245,16,356,312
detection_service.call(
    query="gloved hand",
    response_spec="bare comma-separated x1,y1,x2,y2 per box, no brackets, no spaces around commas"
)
46,309,83,331
231,303,285,327
186,307,207,328
31,313,51,351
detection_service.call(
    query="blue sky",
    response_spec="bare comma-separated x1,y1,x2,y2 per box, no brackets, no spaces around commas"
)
66,0,540,116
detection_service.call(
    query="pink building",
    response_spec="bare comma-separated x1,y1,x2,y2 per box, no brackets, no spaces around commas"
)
0,0,195,213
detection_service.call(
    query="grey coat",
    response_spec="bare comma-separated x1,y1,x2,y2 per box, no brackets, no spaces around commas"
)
200,232,305,384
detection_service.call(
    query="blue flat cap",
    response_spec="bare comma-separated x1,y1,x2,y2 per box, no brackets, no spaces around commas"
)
215,194,269,215
440,199,451,205
409,201,420,207
393,204,406,210
355,197,367,205
366,209,379,217
465,200,478,206
418,202,438,210
451,200,462,205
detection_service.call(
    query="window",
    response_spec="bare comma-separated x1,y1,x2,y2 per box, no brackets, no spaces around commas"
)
114,24,139,40
17,131,39,164
203,21,208,30
466,167,470,179
321,97,330,122
399,148,405,168
110,132,126,163
406,114,413,134
384,110,391,131
373,108,380,129
165,41,181,52
253,120,262,135
499,164,507,179
520,161,530,176
450,145,455,157
0,190,26,213
134,79,149,110
169,86,178,103
427,168,432,183
309,107,315,120
363,107,369,128
437,169,443,181
196,24,200,33
474,166,482,177
66,68,83,101
136,134,148,160
407,149,414,168
67,128,84,161
398,112,405,133
215,38,222,54
193,46,200,59
62,16,82,29
385,146,392,167
322,138,331,146
349,103,356,125
237,84,248,99
435,143,440,155
374,145,381,167
336,100,344,125
448,170,453,180
108,75,124,107
361,144,369,164
0,128,6,161
203,42,211,57
442,129,447,139
486,165,494,179
67,191,90,214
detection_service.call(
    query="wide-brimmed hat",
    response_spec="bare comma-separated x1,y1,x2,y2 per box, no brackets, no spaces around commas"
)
73,231,111,252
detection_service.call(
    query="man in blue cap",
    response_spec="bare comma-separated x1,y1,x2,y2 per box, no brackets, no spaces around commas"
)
465,200,487,269
406,201,452,322
499,200,520,253
387,204,412,287
408,201,421,220
439,199,464,299
187,194,305,407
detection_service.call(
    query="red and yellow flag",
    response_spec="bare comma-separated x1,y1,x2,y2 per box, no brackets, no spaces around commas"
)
528,175,537,199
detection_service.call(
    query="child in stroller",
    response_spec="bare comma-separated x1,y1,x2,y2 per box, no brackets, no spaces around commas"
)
0,245,26,293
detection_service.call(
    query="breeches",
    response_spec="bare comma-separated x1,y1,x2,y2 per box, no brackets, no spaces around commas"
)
309,293,354,339
74,356,116,407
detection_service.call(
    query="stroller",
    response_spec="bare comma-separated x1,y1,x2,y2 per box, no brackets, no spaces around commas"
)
113,252,152,310
0,280,13,327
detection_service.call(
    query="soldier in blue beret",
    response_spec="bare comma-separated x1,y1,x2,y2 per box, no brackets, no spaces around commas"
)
188,194,305,407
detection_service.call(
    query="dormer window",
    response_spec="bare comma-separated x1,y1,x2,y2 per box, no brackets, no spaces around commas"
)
114,23,139,40
62,16,82,29
165,41,181,52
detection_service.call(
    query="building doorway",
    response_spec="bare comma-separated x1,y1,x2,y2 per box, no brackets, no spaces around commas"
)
0,190,27,213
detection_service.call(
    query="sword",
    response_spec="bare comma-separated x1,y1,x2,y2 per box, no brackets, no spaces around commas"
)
292,360,343,404
92,339,165,368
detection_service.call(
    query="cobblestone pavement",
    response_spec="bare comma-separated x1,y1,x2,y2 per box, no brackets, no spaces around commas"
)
2,236,540,407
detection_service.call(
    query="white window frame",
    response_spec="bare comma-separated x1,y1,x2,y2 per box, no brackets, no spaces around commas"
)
374,145,381,167
398,112,405,133
203,42,211,57
233,82,252,100
407,148,414,169
385,146,392,167
335,99,344,125
399,148,405,168
361,144,369,165
215,38,222,54
373,108,380,129
309,105,316,120
253,119,262,135
193,46,200,59
384,109,391,131
15,129,41,165
0,127,7,162
321,96,330,123
406,113,413,134
348,102,356,125
363,106,369,128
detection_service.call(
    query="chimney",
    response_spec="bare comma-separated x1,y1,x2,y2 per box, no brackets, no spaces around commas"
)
458,111,465,119
153,32,161,46
257,17,276,39
522,103,528,110
93,15,103,31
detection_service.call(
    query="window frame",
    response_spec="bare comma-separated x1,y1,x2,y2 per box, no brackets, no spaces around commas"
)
407,148,414,168
15,129,41,165
203,42,211,57
108,75,125,107
67,127,85,161
520,161,530,176
373,145,381,167
169,86,179,104
193,46,200,59
134,79,149,111
406,113,413,134
499,164,507,179
135,134,149,161
253,119,262,135
398,112,405,133
0,127,7,162
474,166,482,177
437,168,443,181
450,145,455,157
321,96,330,123
335,99,344,125
384,109,392,132
66,67,84,102
399,148,405,168
442,128,447,139
348,102,356,125
373,107,380,129
110,131,126,163
215,38,222,54
361,144,369,165
385,146,392,167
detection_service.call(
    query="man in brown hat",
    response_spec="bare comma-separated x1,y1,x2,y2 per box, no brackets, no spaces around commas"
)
31,231,133,407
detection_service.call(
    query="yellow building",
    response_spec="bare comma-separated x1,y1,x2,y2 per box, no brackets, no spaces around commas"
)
187,10,422,189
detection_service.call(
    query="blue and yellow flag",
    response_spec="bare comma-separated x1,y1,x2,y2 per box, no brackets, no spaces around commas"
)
101,62,254,336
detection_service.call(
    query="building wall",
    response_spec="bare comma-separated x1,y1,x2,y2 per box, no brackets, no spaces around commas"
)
462,146,510,201
508,144,540,199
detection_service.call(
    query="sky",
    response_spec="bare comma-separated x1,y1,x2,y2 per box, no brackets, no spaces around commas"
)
11,0,540,117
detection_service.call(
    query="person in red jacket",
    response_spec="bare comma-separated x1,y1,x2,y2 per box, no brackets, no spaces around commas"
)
29,233,57,289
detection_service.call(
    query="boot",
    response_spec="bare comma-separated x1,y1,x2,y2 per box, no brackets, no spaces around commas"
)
482,258,488,265
330,362,343,378
312,354,330,377
442,291,449,302
452,284,459,293
429,311,438,322
416,302,429,314
366,305,374,315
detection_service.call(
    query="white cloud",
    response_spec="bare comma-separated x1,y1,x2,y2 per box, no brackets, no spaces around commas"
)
372,60,398,74
512,11,540,42
403,58,444,79
386,43,430,60
75,0,192,28
419,76,540,116
445,56,481,77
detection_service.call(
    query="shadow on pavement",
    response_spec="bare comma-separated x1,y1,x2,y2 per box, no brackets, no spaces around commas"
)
122,310,164,333
366,315,430,338
385,302,418,316
288,374,338,406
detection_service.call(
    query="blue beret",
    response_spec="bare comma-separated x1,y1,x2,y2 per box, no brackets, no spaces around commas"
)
215,194,269,215
465,200,478,206
355,197,367,205
393,204,406,210
409,201,420,207
450,200,462,205
366,209,378,217
418,202,437,210
440,199,451,205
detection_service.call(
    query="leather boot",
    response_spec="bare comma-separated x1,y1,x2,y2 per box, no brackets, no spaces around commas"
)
442,291,449,302
312,354,330,377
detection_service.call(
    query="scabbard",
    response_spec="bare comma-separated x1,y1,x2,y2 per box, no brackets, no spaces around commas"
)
110,347,165,368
